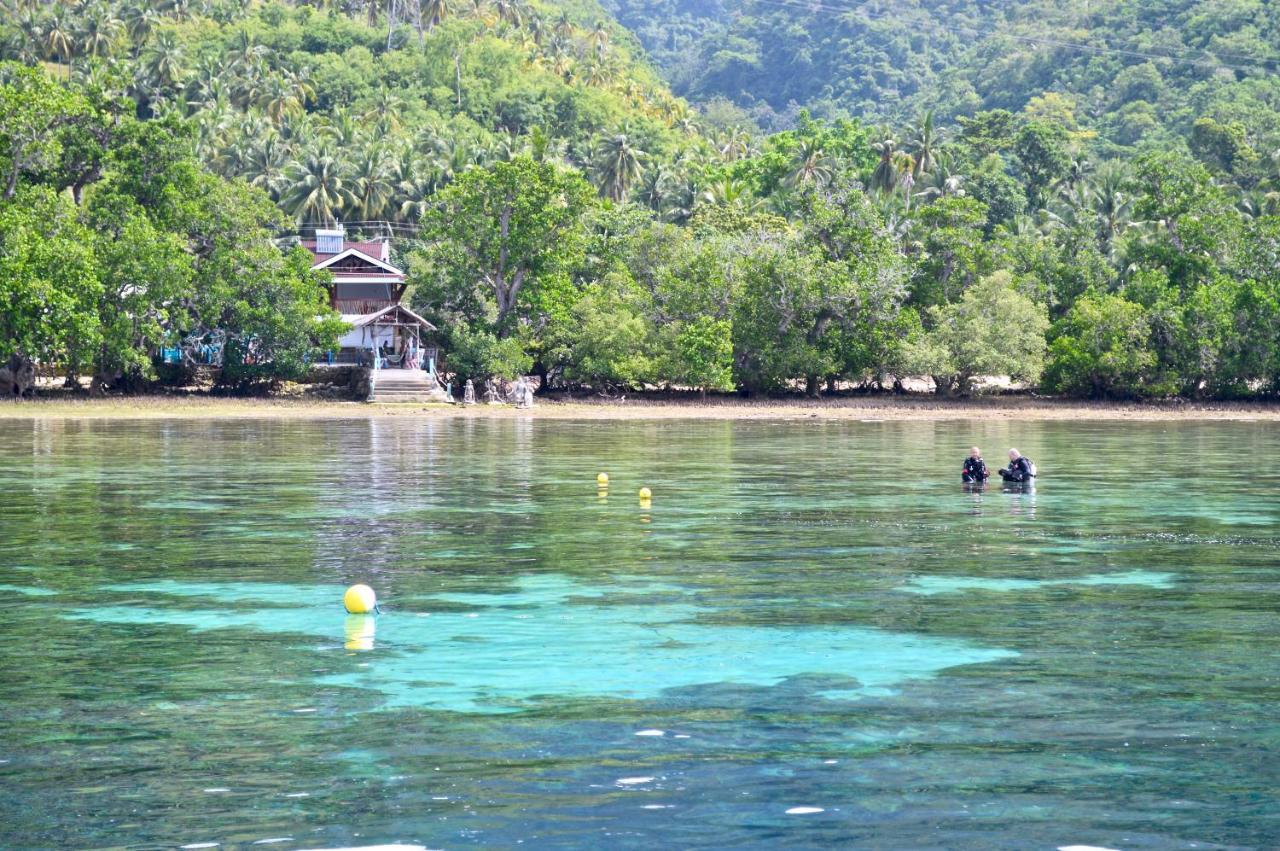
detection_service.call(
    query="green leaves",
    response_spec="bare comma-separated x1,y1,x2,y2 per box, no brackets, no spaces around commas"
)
905,270,1048,396
416,156,595,332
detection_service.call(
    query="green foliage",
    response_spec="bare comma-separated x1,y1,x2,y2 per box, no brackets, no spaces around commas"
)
561,276,656,389
1043,293,1158,398
8,0,1280,403
0,63,342,390
414,157,595,333
905,270,1049,395
1013,122,1070,209
0,186,101,368
446,324,534,381
671,316,733,395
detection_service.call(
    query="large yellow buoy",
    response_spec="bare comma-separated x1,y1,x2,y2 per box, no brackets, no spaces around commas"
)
638,487,652,501
343,583,377,614
597,472,610,486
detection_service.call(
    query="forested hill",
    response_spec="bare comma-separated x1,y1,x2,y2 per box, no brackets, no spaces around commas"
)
0,0,700,226
605,0,1280,152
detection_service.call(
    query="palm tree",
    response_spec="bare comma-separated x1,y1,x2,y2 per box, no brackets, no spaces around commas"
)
76,3,123,59
1091,161,1133,261
698,175,761,212
422,0,450,31
588,20,609,57
592,132,644,201
786,139,834,188
869,135,899,194
140,30,186,93
1057,157,1093,194
258,73,308,124
282,145,356,225
41,9,76,75
553,12,573,39
119,0,159,46
391,147,436,222
490,0,523,26
914,152,965,201
363,91,406,134
716,128,752,162
350,143,395,220
241,131,292,199
906,110,943,179
321,106,362,149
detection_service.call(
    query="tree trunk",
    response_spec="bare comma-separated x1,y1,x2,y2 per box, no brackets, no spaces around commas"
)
805,373,820,397
932,374,957,397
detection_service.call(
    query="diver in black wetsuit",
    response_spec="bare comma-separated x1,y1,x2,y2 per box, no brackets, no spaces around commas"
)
961,446,989,483
998,448,1035,482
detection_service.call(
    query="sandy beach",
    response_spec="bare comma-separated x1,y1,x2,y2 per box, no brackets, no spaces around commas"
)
1,394,1279,421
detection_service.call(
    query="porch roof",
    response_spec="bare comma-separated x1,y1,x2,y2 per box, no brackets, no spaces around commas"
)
340,302,437,332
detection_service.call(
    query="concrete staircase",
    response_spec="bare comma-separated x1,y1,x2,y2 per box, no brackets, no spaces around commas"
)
369,368,451,403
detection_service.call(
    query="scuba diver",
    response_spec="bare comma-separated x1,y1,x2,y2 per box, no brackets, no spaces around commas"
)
961,446,990,483
998,448,1037,482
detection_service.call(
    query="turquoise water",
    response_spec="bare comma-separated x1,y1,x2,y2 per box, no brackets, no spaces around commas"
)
1,417,1278,849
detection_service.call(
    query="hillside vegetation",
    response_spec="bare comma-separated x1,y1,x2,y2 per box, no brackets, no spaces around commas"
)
3,0,1280,401
608,0,1280,155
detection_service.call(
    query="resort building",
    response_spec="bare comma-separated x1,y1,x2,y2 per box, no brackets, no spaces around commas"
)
304,226,439,369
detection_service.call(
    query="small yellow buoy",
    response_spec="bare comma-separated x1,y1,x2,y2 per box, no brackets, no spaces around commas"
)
638,487,652,501
597,472,610,486
343,583,377,614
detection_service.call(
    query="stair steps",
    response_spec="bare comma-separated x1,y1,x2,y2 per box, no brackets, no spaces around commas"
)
369,369,451,403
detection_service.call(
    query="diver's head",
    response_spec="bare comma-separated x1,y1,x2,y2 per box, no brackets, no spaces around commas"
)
1008,448,1021,460
970,446,982,458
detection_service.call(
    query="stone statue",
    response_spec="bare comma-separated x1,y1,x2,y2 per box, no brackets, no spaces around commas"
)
512,376,532,409
463,378,476,405
483,378,499,404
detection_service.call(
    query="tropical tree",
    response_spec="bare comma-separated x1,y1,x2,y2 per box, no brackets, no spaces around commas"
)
281,145,355,224
592,132,644,201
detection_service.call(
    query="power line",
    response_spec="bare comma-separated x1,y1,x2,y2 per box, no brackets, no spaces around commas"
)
738,0,1280,75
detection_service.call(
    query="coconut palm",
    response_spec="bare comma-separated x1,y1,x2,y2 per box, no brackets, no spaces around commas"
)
588,20,609,57
698,175,762,212
363,91,406,134
41,9,76,73
258,72,309,124
786,138,834,188
906,110,943,179
1090,161,1134,260
422,0,451,30
869,135,899,193
913,152,965,201
75,3,123,58
241,131,292,199
716,128,752,162
119,0,159,45
592,132,645,201
139,29,186,93
1057,157,1093,194
282,145,356,225
350,143,395,220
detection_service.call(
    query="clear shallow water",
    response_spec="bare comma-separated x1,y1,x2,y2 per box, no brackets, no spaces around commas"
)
0,417,1278,849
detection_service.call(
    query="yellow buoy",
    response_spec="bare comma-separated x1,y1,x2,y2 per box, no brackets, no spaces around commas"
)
597,472,609,486
343,583,377,614
638,487,652,501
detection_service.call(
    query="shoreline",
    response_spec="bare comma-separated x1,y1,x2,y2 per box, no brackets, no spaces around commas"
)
2,394,1280,421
